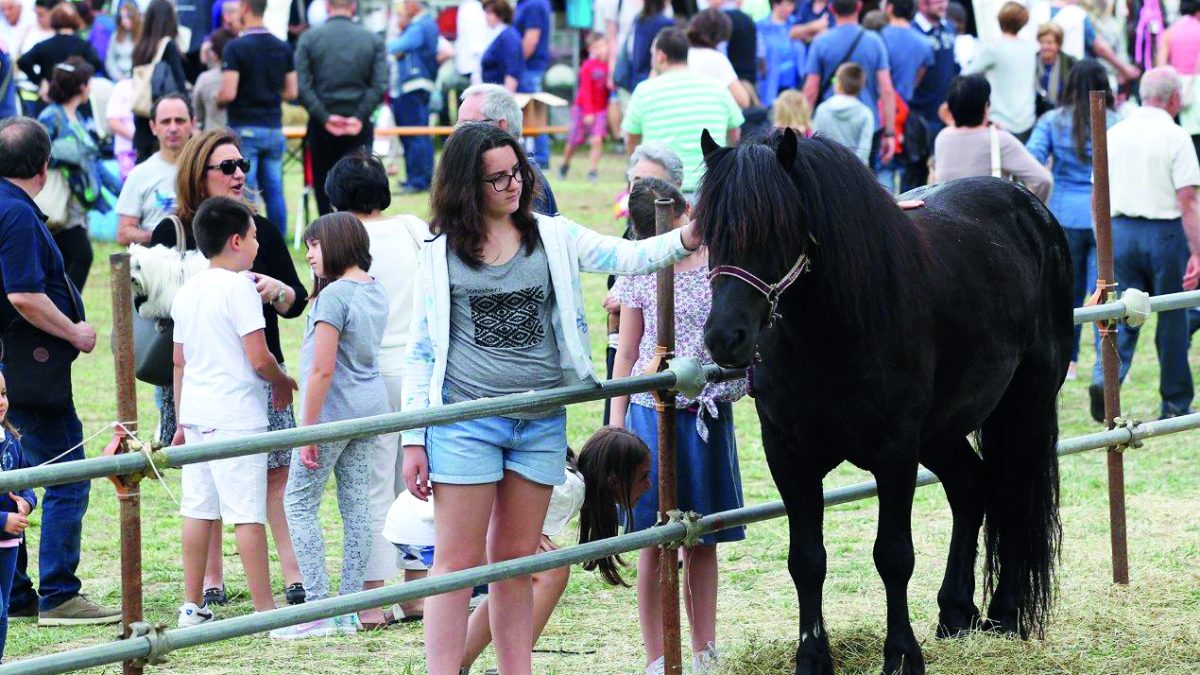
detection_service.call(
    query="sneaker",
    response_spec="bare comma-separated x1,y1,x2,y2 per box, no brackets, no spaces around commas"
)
268,614,360,640
38,595,122,626
558,164,569,179
8,598,38,622
693,642,719,674
284,583,306,605
203,585,228,606
1089,384,1106,423
587,170,598,184
646,656,665,675
177,602,214,628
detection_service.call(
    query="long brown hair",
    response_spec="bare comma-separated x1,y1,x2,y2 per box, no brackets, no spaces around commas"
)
174,128,240,227
577,426,651,587
133,0,176,66
115,0,141,42
430,122,541,268
302,212,373,297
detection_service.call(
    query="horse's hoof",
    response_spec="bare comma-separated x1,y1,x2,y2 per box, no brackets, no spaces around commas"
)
794,645,835,675
880,653,926,675
882,633,925,675
981,615,1020,636
935,611,984,639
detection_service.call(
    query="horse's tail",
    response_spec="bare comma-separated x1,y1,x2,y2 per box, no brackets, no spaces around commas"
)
977,386,1062,639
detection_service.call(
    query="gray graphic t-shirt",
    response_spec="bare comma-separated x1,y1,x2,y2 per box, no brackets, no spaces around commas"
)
444,241,563,418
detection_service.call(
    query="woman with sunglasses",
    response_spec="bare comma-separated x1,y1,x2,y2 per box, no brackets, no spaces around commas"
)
401,122,702,675
149,128,310,609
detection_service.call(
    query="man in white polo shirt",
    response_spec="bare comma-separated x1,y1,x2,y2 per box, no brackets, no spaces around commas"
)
115,94,194,245
1089,66,1200,423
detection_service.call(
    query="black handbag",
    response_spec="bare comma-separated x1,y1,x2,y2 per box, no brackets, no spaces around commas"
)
0,274,82,410
131,216,186,387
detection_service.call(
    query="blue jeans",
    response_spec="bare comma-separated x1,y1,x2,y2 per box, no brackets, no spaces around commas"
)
6,405,88,612
391,91,433,190
1063,227,1097,362
1090,217,1193,416
518,69,550,168
233,126,287,234
0,545,17,661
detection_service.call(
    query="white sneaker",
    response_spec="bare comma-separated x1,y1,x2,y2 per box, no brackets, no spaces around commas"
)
177,602,214,628
646,656,665,675
693,642,719,674
268,614,360,640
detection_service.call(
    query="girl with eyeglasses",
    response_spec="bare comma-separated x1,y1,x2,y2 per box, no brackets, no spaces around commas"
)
147,128,310,609
401,122,702,675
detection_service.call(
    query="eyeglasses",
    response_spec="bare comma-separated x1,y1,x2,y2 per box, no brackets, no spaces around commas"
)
483,167,523,192
206,158,250,176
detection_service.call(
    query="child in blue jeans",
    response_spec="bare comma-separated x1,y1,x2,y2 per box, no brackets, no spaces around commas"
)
0,366,38,662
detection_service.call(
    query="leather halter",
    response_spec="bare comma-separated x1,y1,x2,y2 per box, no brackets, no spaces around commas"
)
708,254,810,327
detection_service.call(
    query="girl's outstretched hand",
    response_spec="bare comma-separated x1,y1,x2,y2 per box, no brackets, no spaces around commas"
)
300,445,320,470
680,221,702,252
403,445,431,501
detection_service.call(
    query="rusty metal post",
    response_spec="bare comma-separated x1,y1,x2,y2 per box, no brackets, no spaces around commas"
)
108,253,145,674
653,198,683,674
1090,91,1129,584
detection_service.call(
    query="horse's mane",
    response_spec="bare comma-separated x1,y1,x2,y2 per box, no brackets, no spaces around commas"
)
696,131,926,336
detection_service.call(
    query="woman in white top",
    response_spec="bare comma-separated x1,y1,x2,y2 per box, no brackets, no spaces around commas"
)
686,8,750,107
963,1,1037,140
322,151,432,628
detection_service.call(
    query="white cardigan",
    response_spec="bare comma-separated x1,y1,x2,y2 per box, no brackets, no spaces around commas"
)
399,213,690,446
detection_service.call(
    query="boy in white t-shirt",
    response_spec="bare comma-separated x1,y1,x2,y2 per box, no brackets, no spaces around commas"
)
171,197,298,627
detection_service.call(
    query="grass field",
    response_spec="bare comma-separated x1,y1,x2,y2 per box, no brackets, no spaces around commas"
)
6,151,1200,674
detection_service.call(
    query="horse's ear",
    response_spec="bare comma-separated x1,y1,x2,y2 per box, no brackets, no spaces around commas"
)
700,129,720,159
777,127,798,169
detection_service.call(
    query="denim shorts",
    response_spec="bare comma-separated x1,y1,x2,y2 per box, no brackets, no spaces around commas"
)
426,413,568,486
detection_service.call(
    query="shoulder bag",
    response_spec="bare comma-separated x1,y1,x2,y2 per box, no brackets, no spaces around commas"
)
131,216,185,386
0,271,83,410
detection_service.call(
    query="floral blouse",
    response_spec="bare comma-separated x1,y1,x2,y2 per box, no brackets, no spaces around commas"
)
613,265,747,439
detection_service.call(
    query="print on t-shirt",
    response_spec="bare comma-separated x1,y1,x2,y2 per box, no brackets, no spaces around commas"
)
468,285,547,349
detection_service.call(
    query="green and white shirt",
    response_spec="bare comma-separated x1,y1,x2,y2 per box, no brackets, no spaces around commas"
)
622,69,745,192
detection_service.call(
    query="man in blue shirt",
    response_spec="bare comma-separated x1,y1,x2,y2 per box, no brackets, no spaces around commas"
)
0,117,120,627
389,0,439,194
802,0,897,164
757,0,805,108
514,0,551,168
881,0,933,102
909,0,957,187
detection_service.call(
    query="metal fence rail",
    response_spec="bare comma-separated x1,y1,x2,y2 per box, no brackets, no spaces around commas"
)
0,362,743,494
5,410,1195,675
0,288,1190,498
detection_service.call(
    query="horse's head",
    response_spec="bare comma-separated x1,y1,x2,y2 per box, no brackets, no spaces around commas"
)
697,128,810,368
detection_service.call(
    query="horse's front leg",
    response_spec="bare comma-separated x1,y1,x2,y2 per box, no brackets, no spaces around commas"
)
873,454,925,675
785,473,833,675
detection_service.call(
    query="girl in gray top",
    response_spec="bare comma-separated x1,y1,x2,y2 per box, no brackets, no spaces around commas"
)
272,213,390,639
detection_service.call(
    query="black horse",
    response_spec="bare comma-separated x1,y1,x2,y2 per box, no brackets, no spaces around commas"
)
697,129,1072,675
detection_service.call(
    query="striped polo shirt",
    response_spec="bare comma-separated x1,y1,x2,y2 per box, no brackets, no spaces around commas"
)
622,69,745,192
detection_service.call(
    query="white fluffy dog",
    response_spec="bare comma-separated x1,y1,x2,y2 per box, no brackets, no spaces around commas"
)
128,244,209,319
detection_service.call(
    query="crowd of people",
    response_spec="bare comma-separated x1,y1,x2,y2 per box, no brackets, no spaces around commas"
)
1,0,1200,673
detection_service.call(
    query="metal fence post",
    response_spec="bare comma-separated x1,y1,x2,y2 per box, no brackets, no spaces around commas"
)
653,198,683,674
1090,90,1129,584
108,253,145,675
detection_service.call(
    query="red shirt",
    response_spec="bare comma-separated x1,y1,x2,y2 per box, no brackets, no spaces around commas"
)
574,58,611,115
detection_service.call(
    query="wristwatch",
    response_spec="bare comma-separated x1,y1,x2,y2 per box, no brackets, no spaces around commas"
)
882,129,896,138
273,286,287,304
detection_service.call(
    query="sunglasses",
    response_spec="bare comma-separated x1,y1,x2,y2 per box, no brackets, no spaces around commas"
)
206,158,250,176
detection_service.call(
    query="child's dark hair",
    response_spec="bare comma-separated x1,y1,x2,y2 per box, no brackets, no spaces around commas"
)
193,196,254,258
628,177,686,240
303,212,373,297
577,426,651,586
47,56,93,104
